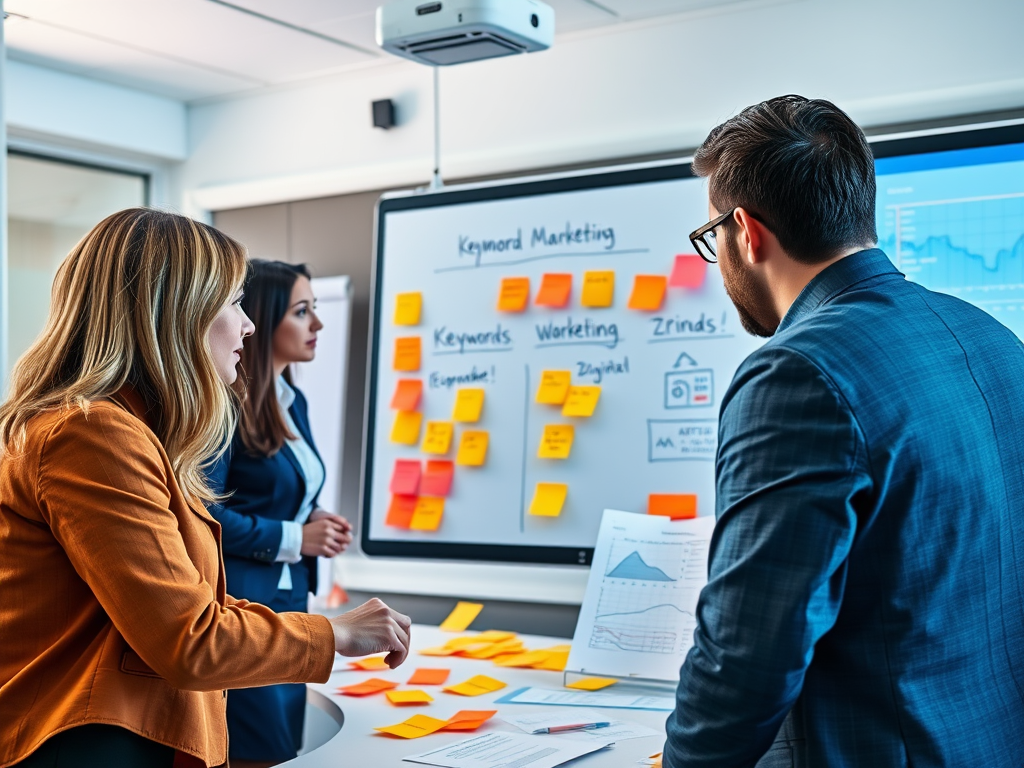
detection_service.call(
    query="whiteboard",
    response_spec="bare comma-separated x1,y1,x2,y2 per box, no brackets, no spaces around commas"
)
361,163,762,565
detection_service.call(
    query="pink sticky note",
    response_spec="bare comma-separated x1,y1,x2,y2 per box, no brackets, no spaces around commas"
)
390,459,422,496
421,460,454,497
669,254,707,289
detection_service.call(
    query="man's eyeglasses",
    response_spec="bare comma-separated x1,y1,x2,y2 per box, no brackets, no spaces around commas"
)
689,208,735,264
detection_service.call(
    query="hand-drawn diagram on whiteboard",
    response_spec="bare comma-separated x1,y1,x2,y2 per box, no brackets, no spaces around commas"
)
568,509,715,682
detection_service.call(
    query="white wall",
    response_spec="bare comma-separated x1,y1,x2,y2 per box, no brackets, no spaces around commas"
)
182,0,1024,210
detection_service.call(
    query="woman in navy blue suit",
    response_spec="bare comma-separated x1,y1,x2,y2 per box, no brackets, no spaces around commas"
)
208,260,352,768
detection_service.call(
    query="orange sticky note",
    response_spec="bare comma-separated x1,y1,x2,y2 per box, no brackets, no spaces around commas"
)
390,459,421,496
391,379,423,411
338,677,399,696
419,646,461,657
462,639,525,660
529,483,568,517
386,494,417,529
538,425,574,459
386,689,434,705
669,254,707,289
453,388,485,422
375,714,448,739
566,677,617,691
441,710,498,731
535,273,572,308
394,337,422,371
391,410,423,445
562,385,601,417
394,292,423,326
439,602,484,632
421,460,454,497
456,431,489,466
410,497,444,531
408,668,451,686
350,656,391,671
649,493,698,519
535,370,571,405
497,277,531,312
443,675,507,696
422,421,454,455
628,275,668,311
581,271,615,308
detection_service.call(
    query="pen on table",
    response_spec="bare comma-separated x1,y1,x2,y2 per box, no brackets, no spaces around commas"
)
534,722,611,734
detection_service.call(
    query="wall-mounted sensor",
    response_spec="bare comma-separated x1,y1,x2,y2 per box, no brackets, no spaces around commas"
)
372,99,395,130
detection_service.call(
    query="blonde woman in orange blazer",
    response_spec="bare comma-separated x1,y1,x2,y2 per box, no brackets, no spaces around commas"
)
0,209,411,768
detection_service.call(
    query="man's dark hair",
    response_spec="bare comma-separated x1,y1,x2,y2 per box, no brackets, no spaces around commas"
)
692,95,877,264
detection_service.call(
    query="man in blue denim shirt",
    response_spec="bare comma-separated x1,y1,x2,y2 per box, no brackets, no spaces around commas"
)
664,96,1024,767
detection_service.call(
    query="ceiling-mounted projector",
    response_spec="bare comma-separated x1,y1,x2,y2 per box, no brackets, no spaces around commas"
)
376,0,554,66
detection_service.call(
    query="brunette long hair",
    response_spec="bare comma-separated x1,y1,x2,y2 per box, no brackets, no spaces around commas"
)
236,260,312,456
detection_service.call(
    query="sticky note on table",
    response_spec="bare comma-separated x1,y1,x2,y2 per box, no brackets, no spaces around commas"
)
529,483,568,518
421,460,454,497
394,336,422,371
669,254,707,289
394,292,423,326
456,431,489,466
408,668,451,686
538,425,574,459
375,714,448,739
391,410,423,445
442,710,498,731
439,601,484,632
386,494,417,529
649,493,698,519
350,656,391,671
535,370,571,405
562,386,601,417
338,678,399,696
386,689,434,705
533,651,569,671
565,677,618,691
535,273,572,308
492,651,554,668
497,277,530,312
581,271,615,308
418,645,461,657
628,275,668,311
391,379,423,411
410,497,444,531
390,459,422,495
422,421,454,455
443,675,507,697
452,388,485,422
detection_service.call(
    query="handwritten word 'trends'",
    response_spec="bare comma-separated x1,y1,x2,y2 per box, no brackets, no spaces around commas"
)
434,324,512,354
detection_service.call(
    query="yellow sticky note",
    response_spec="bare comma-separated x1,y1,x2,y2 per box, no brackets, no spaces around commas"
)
349,656,391,670
456,431,489,466
375,714,448,739
439,601,484,632
394,292,423,326
394,337,422,371
419,646,461,657
443,675,507,697
581,271,615,308
422,421,454,455
492,651,553,668
474,631,517,642
463,639,525,660
497,277,530,312
562,386,601,417
532,651,569,671
453,388,485,423
386,689,434,705
538,425,574,459
535,370,571,405
565,677,617,691
391,410,423,445
410,497,444,531
528,483,568,517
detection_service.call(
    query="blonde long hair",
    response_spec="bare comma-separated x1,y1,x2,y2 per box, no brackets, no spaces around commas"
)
0,208,247,503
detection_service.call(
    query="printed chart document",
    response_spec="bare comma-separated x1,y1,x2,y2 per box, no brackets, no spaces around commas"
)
496,687,675,712
567,510,715,683
402,731,607,768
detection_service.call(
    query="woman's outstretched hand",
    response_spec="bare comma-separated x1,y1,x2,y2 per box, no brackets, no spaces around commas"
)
329,598,412,668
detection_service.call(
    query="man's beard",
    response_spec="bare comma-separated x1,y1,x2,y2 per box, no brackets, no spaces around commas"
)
719,235,779,338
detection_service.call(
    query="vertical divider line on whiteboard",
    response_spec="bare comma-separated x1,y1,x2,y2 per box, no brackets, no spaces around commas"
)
519,364,530,533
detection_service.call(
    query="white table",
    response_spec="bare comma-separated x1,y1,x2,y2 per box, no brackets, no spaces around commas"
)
286,624,671,766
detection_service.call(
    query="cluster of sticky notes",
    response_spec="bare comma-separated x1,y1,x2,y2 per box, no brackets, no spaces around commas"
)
536,372,602,418
419,630,520,658
528,482,568,518
439,601,484,632
565,677,617,691
491,645,571,672
375,710,497,739
443,675,507,697
648,493,698,520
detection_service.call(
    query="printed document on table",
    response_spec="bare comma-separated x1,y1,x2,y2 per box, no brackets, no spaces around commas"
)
496,687,675,711
501,708,663,742
567,510,715,682
402,731,608,768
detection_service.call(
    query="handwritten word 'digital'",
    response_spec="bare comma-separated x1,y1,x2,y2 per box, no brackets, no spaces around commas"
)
434,324,513,353
577,357,629,385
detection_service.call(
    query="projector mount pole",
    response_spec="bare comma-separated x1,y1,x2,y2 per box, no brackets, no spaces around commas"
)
430,66,443,190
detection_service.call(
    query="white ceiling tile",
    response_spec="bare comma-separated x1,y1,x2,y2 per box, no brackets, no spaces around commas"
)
546,0,621,34
224,0,383,27
313,11,380,54
597,0,744,20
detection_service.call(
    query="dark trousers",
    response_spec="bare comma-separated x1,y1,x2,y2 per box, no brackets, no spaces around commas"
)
10,724,175,768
